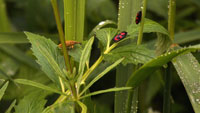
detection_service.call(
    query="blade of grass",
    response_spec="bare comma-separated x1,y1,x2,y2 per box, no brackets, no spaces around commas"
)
174,29,200,44
126,46,200,88
5,99,16,113
172,52,200,113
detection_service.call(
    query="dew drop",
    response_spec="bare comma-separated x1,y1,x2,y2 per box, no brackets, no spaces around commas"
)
98,21,105,25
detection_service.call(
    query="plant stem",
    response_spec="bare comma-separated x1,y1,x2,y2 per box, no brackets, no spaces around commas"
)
163,63,172,113
51,0,72,73
137,0,147,45
125,0,147,113
168,0,176,41
81,43,118,83
163,0,176,112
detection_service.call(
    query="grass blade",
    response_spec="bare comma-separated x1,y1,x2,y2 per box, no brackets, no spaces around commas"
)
126,46,200,88
174,29,200,44
5,99,16,113
172,53,200,112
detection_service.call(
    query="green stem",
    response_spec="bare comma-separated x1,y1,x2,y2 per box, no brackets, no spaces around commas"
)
163,63,172,113
51,0,72,73
81,56,103,82
125,0,147,113
137,0,147,45
163,0,176,112
168,0,176,41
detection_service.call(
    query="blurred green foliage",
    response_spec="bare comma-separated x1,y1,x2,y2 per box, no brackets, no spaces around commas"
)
0,0,200,113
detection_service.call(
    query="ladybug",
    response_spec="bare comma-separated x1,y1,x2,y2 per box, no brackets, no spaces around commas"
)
135,11,142,24
58,40,81,49
113,31,128,42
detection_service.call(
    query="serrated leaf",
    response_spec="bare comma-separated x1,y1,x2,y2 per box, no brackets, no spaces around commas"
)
95,28,117,50
14,79,66,95
126,45,200,88
5,99,16,113
104,44,155,65
25,32,66,88
0,81,9,100
172,53,200,113
77,37,94,89
127,18,169,36
14,91,47,113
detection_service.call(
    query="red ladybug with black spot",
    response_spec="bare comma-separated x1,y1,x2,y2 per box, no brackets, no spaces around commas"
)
135,11,142,24
113,31,128,42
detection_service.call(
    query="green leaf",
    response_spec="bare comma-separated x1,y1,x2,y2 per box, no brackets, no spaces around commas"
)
174,29,200,44
0,0,12,32
89,20,117,38
68,44,82,62
0,81,9,100
116,0,141,113
77,101,87,113
127,18,169,36
80,87,132,99
77,37,94,88
126,45,200,88
14,91,47,113
172,52,200,112
5,99,16,113
95,28,117,51
155,33,172,55
80,58,124,96
25,32,67,88
104,44,155,65
42,101,75,113
14,79,66,95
